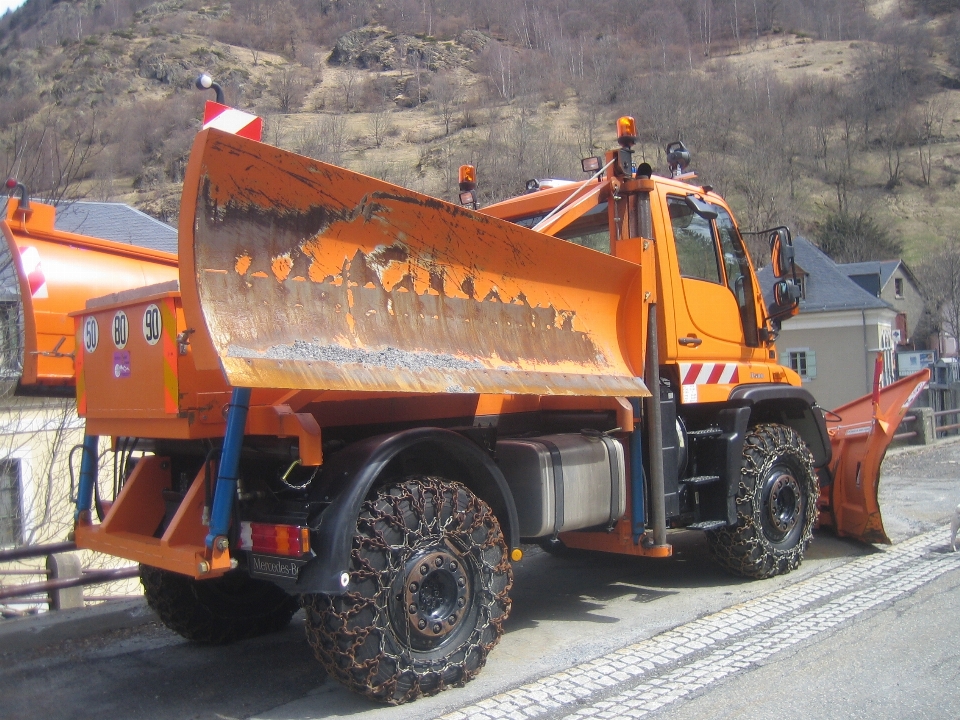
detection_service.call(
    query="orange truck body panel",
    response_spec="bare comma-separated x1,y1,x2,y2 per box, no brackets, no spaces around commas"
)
1,199,177,391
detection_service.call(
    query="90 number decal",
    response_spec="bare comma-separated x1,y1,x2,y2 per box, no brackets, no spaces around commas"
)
112,311,129,349
142,304,162,346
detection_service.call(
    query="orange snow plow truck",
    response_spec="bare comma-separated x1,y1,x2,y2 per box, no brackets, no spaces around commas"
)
65,111,927,704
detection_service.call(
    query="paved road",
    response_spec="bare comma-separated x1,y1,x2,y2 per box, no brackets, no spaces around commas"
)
1,441,957,720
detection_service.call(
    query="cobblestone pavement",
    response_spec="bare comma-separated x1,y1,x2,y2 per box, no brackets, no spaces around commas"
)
438,527,959,720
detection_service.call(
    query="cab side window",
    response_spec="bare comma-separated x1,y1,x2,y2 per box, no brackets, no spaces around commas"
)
668,196,721,284
716,207,760,347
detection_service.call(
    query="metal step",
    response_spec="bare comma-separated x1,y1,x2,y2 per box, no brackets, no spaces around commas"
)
681,475,722,486
686,427,723,439
687,520,727,531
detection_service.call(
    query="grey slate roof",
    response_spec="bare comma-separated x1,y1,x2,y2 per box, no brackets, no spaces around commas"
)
757,236,891,314
54,201,178,255
837,260,900,291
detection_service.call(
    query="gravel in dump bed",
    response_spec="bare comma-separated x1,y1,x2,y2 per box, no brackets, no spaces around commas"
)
229,340,486,372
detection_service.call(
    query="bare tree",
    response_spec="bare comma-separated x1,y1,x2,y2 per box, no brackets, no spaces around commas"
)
915,96,945,187
917,238,960,353
272,68,307,113
431,72,462,136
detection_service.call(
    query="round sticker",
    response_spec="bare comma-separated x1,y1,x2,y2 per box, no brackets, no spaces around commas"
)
142,304,162,346
112,310,129,349
82,317,98,354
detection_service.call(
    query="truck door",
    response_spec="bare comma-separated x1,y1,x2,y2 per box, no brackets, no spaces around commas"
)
660,194,761,386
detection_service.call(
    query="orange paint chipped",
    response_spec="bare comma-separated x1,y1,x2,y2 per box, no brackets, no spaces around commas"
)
272,254,293,282
235,254,252,275
251,271,268,278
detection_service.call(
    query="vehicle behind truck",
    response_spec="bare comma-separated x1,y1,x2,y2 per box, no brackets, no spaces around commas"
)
63,96,927,704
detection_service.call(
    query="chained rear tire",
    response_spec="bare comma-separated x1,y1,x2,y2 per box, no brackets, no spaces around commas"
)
140,565,299,644
302,477,513,704
706,423,818,579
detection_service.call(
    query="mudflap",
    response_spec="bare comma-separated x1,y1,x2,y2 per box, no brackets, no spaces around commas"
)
818,369,930,544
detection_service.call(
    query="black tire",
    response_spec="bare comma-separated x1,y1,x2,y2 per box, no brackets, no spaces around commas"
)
302,476,513,705
706,423,818,579
140,565,299,644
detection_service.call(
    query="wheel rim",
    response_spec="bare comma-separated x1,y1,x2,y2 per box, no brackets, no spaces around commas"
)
390,546,473,651
761,466,802,542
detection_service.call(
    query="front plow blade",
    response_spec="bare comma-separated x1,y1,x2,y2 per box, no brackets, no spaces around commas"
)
179,129,649,398
820,369,930,544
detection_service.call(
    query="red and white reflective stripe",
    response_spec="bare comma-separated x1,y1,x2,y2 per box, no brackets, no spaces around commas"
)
202,101,263,141
18,246,48,299
680,362,740,385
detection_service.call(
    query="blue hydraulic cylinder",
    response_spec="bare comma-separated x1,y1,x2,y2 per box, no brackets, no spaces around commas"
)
629,398,646,543
206,387,252,548
75,435,100,521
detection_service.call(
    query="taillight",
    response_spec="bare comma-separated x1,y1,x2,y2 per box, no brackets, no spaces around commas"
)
237,522,311,558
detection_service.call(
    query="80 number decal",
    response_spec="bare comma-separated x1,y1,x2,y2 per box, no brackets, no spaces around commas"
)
112,311,128,349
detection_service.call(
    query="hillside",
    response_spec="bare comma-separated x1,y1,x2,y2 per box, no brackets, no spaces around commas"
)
2,0,960,265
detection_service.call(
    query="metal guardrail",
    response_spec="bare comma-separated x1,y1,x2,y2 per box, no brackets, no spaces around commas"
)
934,408,960,436
894,414,918,442
0,541,139,611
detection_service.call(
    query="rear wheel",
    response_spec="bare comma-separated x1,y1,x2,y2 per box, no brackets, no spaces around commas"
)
140,565,299,644
706,423,818,579
302,476,512,704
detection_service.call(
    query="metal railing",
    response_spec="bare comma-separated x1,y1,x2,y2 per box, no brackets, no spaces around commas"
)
0,541,139,613
893,414,918,442
935,408,960,436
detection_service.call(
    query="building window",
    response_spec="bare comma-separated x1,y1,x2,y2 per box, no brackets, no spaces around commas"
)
894,277,904,299
787,349,817,380
795,275,806,299
0,459,23,547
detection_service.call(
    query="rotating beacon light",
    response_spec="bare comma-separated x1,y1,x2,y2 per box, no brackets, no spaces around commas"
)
458,165,477,208
615,116,637,178
5,177,30,213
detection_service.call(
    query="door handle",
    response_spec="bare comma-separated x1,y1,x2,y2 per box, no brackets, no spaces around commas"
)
679,336,702,347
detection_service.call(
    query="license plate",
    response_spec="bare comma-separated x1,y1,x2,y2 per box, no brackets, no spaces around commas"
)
249,554,306,581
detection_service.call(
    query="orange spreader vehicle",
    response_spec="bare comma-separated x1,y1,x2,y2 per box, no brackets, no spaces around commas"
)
0,182,178,394
59,100,926,704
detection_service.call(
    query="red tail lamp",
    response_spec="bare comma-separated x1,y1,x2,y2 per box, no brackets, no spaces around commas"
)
237,521,311,558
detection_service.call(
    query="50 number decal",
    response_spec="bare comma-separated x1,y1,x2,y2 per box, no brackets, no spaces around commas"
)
142,304,162,345
112,311,129,349
82,317,99,354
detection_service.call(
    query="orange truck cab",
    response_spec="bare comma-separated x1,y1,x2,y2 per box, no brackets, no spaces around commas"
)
66,107,928,705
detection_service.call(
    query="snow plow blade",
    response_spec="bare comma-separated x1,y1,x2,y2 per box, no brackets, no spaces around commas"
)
819,369,930,544
178,129,649,398
0,199,177,393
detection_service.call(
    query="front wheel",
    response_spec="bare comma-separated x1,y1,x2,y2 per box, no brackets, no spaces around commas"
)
302,476,513,704
706,423,819,579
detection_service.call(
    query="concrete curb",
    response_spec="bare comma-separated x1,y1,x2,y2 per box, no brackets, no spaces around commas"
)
0,598,157,655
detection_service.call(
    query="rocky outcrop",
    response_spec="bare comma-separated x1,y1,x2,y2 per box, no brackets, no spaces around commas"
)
329,28,489,71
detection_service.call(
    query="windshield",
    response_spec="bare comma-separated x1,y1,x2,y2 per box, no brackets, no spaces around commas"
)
511,203,610,254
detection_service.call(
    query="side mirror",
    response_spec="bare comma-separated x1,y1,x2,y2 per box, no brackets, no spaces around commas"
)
684,194,718,220
769,228,794,279
773,279,801,306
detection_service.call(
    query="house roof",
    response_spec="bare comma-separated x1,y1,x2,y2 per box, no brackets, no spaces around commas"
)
837,260,901,291
757,237,891,313
54,202,178,255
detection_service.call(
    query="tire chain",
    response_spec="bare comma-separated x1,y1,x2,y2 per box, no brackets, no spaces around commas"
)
302,477,513,704
140,565,299,644
707,424,819,579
